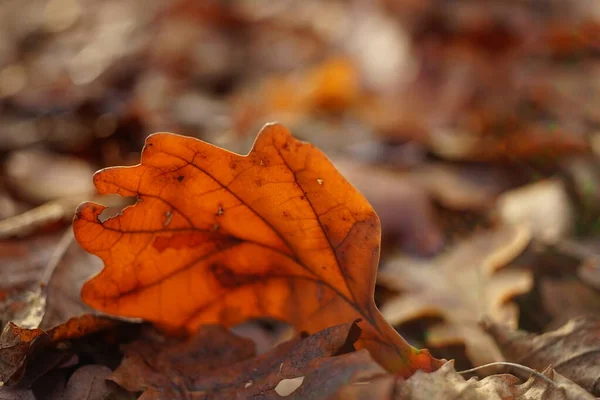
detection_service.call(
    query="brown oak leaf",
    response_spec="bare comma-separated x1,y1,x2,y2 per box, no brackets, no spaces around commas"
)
378,224,532,367
484,316,600,396
73,124,441,375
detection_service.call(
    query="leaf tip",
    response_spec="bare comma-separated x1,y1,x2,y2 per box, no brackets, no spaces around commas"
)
256,122,293,142
73,202,107,224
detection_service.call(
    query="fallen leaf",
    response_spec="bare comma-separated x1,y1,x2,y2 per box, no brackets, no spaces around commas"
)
0,315,116,385
378,224,532,366
110,321,384,399
336,361,595,400
484,316,600,396
73,124,441,375
275,349,385,399
110,324,256,395
50,364,134,400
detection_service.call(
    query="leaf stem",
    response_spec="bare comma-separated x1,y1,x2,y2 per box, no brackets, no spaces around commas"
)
457,361,555,385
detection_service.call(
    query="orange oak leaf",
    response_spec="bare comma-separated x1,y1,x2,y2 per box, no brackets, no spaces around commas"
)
72,124,442,376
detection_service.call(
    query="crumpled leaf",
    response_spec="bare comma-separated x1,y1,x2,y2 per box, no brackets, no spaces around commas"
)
378,224,532,366
335,361,595,400
73,124,441,375
110,321,385,399
484,316,600,395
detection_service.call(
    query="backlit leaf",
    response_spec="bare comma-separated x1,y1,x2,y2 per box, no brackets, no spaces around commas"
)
73,124,441,375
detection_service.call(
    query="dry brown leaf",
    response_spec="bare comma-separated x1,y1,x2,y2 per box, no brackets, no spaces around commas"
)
110,321,385,399
335,362,595,400
278,349,386,399
0,315,115,385
110,324,256,396
50,365,134,400
378,224,533,366
73,125,441,374
484,316,600,396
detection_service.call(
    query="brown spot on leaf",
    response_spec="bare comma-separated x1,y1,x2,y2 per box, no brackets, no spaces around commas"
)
209,263,260,289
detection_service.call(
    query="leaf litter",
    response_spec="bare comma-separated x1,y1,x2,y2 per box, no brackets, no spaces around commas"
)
1,0,600,398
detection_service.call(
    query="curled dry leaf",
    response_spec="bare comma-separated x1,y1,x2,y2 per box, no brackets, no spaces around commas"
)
484,316,600,395
73,124,441,375
378,224,532,366
110,321,384,399
334,361,595,400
